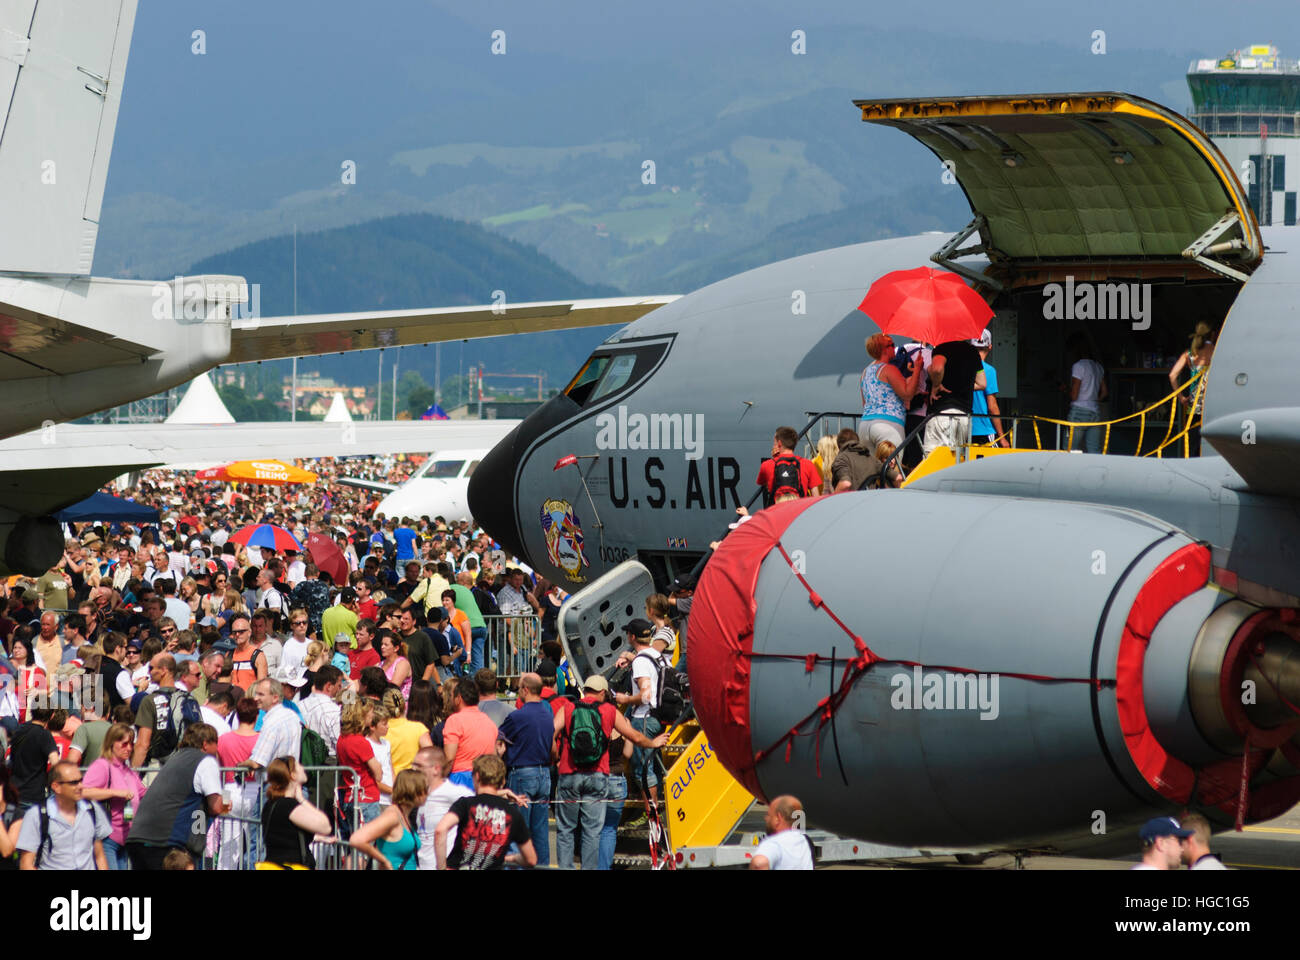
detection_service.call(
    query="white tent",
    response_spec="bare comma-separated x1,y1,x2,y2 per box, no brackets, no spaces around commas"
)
166,372,235,425
323,393,352,423
162,372,236,469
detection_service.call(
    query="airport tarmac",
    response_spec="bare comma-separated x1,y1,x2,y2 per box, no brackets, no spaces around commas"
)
815,806,1300,870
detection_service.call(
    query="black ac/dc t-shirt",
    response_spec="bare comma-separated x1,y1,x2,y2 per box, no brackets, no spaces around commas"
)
445,792,531,870
931,340,983,414
10,722,57,804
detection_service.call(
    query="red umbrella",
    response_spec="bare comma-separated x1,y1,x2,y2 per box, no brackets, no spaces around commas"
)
305,532,349,587
858,266,993,345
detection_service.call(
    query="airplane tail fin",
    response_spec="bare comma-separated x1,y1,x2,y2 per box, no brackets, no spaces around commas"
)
0,0,137,275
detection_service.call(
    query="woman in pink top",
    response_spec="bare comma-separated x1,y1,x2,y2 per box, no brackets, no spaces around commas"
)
81,723,147,870
379,632,412,701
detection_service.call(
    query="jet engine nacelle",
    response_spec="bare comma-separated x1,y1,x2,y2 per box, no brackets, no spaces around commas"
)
688,490,1300,852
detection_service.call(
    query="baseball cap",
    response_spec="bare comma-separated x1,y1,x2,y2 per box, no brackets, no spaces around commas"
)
333,634,353,647
971,328,992,349
275,666,308,688
583,674,609,693
624,618,654,640
127,639,143,651
1138,817,1193,843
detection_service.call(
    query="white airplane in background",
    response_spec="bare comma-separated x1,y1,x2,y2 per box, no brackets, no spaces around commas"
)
338,449,491,523
0,1,673,573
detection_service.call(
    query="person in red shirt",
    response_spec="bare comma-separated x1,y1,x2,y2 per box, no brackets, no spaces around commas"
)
352,578,379,622
348,620,382,684
754,426,823,506
551,675,666,870
336,700,385,839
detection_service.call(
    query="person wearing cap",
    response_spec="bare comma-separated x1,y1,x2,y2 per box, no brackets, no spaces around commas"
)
402,560,447,617
1178,813,1228,870
613,619,667,808
323,586,360,649
1131,816,1192,870
553,673,668,869
969,329,1009,448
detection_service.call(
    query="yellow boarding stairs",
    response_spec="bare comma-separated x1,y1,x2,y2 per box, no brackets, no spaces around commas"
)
903,368,1209,486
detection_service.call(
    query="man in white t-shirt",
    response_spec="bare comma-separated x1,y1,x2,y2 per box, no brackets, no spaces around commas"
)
750,795,814,870
254,568,286,617
1178,813,1228,870
411,746,472,869
157,578,192,631
279,610,311,677
1067,338,1108,454
615,619,664,804
285,550,307,587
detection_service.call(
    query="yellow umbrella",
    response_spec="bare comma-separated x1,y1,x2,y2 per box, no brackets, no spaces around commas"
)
195,460,317,485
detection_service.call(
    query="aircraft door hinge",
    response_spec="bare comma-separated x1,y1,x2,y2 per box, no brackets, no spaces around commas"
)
931,215,1004,292
77,65,108,99
1182,212,1252,283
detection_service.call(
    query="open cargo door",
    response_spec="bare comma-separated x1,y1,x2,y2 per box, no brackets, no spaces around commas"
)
854,93,1264,286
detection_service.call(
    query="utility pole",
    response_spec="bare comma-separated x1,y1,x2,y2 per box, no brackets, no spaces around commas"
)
392,350,399,420
291,224,297,422
435,342,441,403
377,349,383,421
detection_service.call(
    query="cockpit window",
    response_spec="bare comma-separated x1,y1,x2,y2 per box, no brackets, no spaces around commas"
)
563,356,611,406
427,460,465,479
590,354,638,401
561,338,673,410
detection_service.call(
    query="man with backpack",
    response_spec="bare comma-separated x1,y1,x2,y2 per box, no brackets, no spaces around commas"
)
17,760,110,870
614,620,685,814
553,673,667,869
755,426,822,507
132,654,201,767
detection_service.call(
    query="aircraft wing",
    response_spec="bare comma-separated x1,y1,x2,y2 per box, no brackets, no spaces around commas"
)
226,296,679,363
0,419,519,517
336,477,399,494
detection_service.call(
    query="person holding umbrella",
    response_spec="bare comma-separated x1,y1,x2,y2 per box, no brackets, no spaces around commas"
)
859,333,926,449
858,266,993,461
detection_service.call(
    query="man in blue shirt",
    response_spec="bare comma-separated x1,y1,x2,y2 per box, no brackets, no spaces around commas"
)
394,520,418,564
495,672,555,867
970,328,1010,447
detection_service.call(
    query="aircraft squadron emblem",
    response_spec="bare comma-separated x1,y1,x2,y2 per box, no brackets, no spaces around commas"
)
540,498,590,583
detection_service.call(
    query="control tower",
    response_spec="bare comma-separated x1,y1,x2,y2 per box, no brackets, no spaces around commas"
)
1188,44,1300,226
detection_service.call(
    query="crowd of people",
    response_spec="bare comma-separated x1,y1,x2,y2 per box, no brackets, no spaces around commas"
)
0,456,700,871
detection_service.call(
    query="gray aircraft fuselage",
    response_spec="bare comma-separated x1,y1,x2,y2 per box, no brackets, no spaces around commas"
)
469,226,1300,608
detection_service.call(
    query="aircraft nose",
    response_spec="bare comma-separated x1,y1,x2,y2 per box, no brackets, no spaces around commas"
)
468,424,530,562
468,392,585,565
